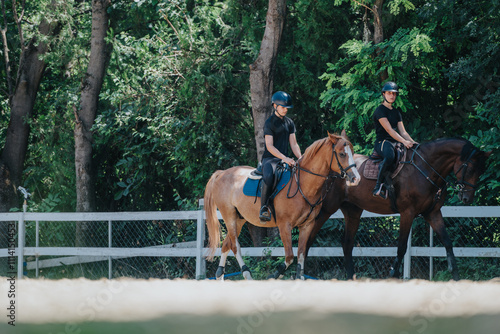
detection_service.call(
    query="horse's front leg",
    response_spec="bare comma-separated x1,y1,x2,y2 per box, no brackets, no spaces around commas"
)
340,203,363,280
268,221,294,279
390,213,415,279
296,221,318,280
424,210,459,280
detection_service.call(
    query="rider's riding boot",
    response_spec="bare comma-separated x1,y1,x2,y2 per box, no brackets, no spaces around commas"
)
259,182,272,222
373,160,389,199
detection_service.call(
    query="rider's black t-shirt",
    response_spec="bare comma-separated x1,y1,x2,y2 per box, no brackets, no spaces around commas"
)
262,113,296,160
373,104,402,142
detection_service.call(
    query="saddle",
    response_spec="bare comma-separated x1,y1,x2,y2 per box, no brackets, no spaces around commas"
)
362,142,407,180
243,162,291,199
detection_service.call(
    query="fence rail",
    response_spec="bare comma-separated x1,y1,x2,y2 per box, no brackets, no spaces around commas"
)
1,206,499,280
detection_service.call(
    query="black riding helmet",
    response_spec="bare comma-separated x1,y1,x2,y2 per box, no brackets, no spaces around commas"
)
271,91,293,108
381,81,399,95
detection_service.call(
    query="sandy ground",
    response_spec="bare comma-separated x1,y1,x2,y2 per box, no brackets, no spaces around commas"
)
2,277,500,333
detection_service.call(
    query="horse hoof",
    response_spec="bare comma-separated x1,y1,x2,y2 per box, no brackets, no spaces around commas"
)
267,272,279,279
216,266,225,280
243,271,253,280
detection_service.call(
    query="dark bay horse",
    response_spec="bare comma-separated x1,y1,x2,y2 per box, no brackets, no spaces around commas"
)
204,131,361,280
308,138,491,280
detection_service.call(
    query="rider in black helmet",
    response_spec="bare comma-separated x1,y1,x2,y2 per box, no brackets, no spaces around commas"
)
259,91,302,222
372,82,417,199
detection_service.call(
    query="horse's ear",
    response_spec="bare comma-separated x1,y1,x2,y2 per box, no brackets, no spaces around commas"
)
485,151,493,158
341,129,346,137
328,131,339,144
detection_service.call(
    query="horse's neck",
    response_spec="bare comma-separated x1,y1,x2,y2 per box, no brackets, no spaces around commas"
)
419,140,463,176
298,153,331,195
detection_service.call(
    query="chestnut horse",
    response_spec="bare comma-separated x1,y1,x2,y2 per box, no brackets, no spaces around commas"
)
204,131,361,280
307,138,491,280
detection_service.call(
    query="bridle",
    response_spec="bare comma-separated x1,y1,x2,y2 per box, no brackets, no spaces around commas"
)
455,148,479,195
287,141,356,223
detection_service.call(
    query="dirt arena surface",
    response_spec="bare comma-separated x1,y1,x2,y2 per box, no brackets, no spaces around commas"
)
2,277,500,334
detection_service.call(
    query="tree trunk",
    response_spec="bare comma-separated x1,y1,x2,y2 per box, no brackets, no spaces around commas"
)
0,6,57,273
373,0,384,44
362,8,372,44
249,0,287,163
74,0,111,247
248,0,287,247
0,161,15,276
1,19,54,194
372,0,388,82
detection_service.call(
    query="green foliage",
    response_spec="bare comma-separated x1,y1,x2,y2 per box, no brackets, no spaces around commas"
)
1,0,499,214
319,26,436,147
91,0,263,210
433,258,500,281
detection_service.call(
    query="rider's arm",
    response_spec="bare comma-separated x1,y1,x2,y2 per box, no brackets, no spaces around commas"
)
378,118,413,148
397,122,417,145
265,135,295,166
289,133,302,160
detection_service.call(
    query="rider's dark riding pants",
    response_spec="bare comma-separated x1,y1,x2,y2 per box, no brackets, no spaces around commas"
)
374,140,396,165
374,140,396,185
262,157,281,187
261,157,281,208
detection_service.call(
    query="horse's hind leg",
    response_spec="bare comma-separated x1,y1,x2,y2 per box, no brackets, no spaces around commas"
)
217,216,253,280
233,237,253,280
216,238,231,280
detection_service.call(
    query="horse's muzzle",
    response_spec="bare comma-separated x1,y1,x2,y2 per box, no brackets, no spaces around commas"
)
346,168,361,187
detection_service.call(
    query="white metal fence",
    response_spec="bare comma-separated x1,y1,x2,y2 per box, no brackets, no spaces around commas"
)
1,205,499,280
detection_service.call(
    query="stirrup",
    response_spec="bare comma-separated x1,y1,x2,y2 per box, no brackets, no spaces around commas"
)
259,206,271,222
372,184,387,199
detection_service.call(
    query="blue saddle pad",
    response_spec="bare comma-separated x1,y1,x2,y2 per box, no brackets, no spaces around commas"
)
242,168,292,198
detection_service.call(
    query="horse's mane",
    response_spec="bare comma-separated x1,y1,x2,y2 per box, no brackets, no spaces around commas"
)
301,137,330,162
301,134,341,162
420,137,487,172
420,137,469,151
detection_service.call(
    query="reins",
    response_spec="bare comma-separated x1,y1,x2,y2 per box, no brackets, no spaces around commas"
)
401,143,479,201
401,145,449,199
287,142,355,224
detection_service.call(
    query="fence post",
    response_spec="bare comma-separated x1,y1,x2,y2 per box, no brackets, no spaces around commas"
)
36,220,39,278
18,209,26,279
108,220,112,279
403,226,412,280
17,187,30,279
196,199,206,279
429,226,434,280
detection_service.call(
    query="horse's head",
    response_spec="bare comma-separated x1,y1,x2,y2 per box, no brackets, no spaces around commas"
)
328,130,361,186
454,142,492,204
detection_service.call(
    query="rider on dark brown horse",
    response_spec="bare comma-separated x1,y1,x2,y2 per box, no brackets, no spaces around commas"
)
259,91,302,222
372,82,417,199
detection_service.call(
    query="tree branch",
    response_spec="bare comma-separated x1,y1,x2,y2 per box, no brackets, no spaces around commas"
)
0,0,13,98
352,0,375,15
12,0,26,50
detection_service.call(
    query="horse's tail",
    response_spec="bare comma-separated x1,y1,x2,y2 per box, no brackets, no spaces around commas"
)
204,170,224,261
